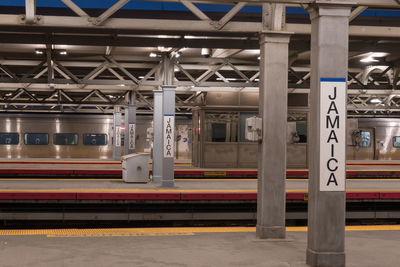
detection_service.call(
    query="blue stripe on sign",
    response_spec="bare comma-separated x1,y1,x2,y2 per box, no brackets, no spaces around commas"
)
320,78,346,82
164,114,175,116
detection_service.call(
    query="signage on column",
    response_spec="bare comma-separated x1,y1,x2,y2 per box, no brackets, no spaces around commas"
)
319,78,346,191
128,123,136,150
115,126,121,147
163,114,175,158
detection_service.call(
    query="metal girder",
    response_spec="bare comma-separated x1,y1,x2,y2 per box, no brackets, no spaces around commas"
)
154,0,400,9
24,0,36,24
2,14,400,38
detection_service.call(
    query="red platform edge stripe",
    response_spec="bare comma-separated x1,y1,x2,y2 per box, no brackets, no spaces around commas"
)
77,192,181,200
181,193,257,200
379,192,400,199
346,192,379,199
0,192,76,200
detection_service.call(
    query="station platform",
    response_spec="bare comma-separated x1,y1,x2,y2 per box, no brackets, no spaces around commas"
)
0,178,399,200
0,226,399,267
2,159,400,179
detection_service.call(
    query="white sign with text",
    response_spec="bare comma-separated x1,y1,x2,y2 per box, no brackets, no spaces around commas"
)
128,123,135,150
115,126,121,147
319,78,346,191
163,115,174,158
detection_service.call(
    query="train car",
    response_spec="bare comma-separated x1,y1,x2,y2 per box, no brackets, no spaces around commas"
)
0,113,192,160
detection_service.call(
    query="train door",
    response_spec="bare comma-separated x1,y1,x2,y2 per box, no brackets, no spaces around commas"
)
354,127,376,160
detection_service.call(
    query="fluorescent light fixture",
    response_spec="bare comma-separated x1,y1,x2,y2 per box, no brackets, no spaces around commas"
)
149,52,157,58
371,52,388,58
360,56,378,63
216,77,237,81
184,35,196,39
370,98,381,104
138,76,145,79
201,48,211,57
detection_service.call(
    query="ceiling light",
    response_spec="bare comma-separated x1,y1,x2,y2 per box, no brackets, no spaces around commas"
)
157,46,164,51
360,56,378,63
184,36,196,39
216,77,237,81
149,52,157,58
35,49,43,55
175,52,181,58
370,98,381,104
201,48,211,58
119,84,125,87
371,52,388,58
5,93,12,96
257,56,261,60
138,76,145,79
59,50,67,55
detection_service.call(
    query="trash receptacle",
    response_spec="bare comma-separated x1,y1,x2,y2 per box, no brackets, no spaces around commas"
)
121,153,150,183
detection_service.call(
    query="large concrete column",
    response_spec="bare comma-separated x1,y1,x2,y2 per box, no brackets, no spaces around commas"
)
256,3,291,239
113,106,122,161
161,86,176,187
306,5,350,267
124,91,136,155
256,32,291,239
160,55,176,187
152,90,163,182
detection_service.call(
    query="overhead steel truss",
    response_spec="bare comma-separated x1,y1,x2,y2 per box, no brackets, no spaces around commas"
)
0,55,398,113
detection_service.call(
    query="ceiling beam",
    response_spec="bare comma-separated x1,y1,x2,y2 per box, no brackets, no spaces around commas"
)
2,14,400,38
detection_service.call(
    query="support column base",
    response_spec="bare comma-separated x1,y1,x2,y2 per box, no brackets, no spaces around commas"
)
161,180,175,187
152,175,162,183
306,248,345,267
256,225,285,239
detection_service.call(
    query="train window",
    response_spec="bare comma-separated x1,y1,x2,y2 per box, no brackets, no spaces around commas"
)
358,131,371,147
205,112,238,142
296,122,307,143
393,137,400,148
24,133,49,145
0,133,19,145
54,133,78,145
83,134,108,146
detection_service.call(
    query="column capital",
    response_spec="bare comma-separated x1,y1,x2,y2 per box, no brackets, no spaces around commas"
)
161,85,177,91
259,31,292,45
308,5,351,20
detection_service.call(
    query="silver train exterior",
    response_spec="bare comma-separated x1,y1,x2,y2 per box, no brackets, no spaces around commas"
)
0,113,192,159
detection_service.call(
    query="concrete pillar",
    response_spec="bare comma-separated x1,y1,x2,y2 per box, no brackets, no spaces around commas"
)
256,31,291,239
161,85,176,187
306,5,350,267
124,91,136,155
113,106,122,161
152,90,163,182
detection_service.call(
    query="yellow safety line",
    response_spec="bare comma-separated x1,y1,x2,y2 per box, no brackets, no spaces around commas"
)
0,225,400,237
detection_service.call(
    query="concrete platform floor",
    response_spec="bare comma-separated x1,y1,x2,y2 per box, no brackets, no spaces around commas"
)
0,226,399,267
0,178,400,192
